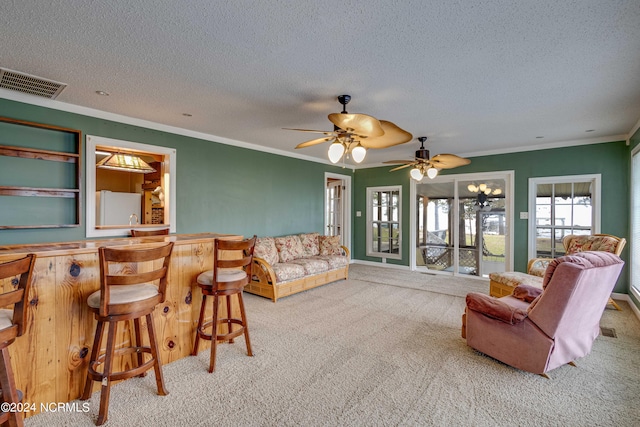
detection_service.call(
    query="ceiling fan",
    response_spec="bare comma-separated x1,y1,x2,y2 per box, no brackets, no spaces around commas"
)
286,95,413,164
384,136,471,180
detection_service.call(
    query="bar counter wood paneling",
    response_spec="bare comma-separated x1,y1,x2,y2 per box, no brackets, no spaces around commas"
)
0,233,241,417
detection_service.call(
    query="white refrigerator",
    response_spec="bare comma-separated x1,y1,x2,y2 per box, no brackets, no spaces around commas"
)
96,190,142,226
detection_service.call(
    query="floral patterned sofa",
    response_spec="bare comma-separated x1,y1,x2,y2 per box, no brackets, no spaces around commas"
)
245,233,350,302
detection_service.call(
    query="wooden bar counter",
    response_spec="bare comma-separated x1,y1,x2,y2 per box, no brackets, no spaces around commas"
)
0,233,241,417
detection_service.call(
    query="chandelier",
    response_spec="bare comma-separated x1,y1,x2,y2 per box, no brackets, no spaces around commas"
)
467,183,502,212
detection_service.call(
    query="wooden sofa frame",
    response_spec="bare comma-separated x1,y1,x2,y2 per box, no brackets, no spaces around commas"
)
246,246,350,302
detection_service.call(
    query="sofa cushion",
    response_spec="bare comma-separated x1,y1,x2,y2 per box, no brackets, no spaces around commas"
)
271,262,306,282
255,237,279,266
290,258,329,275
298,232,320,257
275,235,305,263
311,255,348,270
318,235,342,256
489,271,543,289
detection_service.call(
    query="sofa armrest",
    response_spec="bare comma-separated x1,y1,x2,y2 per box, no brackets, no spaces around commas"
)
340,245,350,258
252,257,277,285
465,292,528,324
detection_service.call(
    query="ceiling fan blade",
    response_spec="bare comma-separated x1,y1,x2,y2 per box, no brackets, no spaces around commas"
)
295,136,335,149
359,121,413,149
382,160,414,164
430,154,471,169
328,113,384,137
389,163,416,172
283,127,337,136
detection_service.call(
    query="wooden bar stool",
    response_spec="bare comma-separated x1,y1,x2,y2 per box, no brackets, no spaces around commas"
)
192,236,256,373
81,242,174,425
130,228,169,237
0,254,36,427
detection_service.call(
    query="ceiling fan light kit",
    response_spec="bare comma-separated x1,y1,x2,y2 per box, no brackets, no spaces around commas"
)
287,94,412,164
328,141,346,163
385,136,470,181
410,168,424,181
351,144,367,163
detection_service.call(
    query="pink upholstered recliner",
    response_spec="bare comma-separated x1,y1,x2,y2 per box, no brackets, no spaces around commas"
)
462,251,624,377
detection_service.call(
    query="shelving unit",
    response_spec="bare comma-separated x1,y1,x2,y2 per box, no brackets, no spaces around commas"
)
0,117,82,229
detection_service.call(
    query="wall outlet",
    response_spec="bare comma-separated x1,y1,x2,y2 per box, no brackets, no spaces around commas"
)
520,212,529,220
356,211,362,217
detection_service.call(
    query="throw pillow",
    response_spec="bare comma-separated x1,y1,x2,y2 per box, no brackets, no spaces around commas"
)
275,235,305,263
298,233,320,257
254,237,279,265
318,235,342,256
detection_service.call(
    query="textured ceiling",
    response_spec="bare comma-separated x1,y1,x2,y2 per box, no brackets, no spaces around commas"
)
1,0,640,167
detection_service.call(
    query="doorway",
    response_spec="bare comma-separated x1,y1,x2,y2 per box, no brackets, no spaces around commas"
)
325,172,351,254
411,171,513,277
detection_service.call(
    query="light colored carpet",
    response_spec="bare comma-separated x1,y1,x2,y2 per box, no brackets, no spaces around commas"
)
25,266,640,426
348,263,489,297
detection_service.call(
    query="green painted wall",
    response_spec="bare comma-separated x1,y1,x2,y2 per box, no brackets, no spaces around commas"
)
0,98,348,245
353,141,631,293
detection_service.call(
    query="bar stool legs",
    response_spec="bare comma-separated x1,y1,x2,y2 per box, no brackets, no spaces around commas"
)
81,313,168,425
192,291,253,373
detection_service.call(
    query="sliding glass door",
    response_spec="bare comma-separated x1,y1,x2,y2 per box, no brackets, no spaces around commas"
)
413,172,512,277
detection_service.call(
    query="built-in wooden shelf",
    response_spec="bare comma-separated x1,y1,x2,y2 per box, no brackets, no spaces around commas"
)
0,117,82,229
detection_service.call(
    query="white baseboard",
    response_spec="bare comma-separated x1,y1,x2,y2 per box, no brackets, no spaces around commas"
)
611,293,640,321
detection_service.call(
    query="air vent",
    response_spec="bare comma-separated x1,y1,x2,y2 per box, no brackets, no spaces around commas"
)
600,327,617,338
0,68,67,99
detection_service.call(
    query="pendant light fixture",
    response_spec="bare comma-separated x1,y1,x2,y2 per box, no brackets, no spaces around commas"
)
96,152,156,174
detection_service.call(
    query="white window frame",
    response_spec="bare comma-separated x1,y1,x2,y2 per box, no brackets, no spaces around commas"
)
86,135,177,238
366,185,402,260
527,174,601,260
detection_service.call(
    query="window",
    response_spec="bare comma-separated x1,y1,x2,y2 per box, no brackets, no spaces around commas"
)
367,186,401,259
528,175,600,259
631,146,640,300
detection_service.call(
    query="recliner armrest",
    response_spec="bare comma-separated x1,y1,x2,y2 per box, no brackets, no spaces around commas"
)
466,293,528,324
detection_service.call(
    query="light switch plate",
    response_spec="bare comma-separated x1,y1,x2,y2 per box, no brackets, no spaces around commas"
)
356,211,362,217
520,212,529,219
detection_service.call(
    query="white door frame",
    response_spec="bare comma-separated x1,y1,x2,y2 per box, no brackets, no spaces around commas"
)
324,172,352,255
410,170,514,275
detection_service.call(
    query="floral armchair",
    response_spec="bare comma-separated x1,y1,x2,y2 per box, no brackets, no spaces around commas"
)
489,234,626,310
